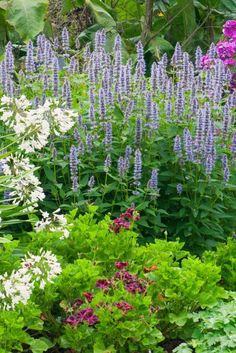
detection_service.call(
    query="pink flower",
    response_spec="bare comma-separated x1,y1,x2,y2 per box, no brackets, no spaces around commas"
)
96,279,111,290
78,308,99,326
65,314,79,326
83,292,93,302
200,54,212,69
110,217,130,233
120,208,140,220
223,20,236,40
223,58,236,66
115,261,128,269
116,301,133,313
216,41,236,60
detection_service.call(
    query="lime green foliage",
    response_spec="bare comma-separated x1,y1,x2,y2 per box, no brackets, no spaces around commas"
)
174,294,236,353
204,238,236,291
0,304,52,353
21,209,226,351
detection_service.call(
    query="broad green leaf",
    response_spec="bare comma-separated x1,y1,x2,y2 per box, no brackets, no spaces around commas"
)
29,338,53,353
0,237,11,243
85,0,116,28
166,0,197,47
147,36,173,58
6,0,48,41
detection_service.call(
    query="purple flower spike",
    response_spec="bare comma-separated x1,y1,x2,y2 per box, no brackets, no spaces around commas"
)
135,117,142,146
52,57,59,96
147,169,159,192
133,149,142,186
70,145,79,192
174,135,182,157
62,27,70,52
176,183,183,195
25,41,35,75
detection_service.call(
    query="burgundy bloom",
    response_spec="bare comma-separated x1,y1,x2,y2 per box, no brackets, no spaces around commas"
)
115,261,128,269
72,298,84,308
223,20,236,40
116,301,133,313
65,314,79,326
83,292,94,302
96,279,111,290
125,282,145,294
66,308,99,327
111,217,130,234
120,207,140,221
114,270,133,282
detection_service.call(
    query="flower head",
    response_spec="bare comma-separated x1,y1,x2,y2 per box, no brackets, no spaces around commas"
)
223,20,236,40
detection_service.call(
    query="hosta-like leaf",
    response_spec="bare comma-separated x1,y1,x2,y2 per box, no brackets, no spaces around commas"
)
6,0,48,41
166,0,197,46
85,0,116,28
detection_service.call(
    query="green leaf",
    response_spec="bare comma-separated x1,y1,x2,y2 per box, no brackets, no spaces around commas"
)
93,341,116,353
0,237,11,243
85,0,116,28
166,0,197,46
147,36,173,58
62,0,84,13
6,0,48,41
29,338,53,353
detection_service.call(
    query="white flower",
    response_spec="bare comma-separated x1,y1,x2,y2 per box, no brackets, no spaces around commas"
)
0,249,61,311
3,154,45,210
34,209,70,239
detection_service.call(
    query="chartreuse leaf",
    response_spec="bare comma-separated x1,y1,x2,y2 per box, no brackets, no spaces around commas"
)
29,337,53,353
6,0,48,41
93,340,116,353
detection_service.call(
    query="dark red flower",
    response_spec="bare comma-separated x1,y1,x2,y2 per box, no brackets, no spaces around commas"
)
120,207,140,220
125,282,145,294
116,301,133,313
83,292,93,302
72,298,84,308
115,261,128,269
96,279,111,290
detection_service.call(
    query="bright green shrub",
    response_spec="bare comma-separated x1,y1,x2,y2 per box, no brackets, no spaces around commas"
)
174,294,236,353
204,238,236,291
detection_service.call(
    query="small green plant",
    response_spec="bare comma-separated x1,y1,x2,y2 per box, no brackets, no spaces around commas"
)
174,294,236,353
203,237,236,291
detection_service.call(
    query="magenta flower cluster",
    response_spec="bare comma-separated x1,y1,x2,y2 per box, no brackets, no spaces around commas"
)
65,308,99,327
110,207,140,234
201,20,236,89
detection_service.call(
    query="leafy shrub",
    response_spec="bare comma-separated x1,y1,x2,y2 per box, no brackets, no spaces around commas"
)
174,294,236,353
204,237,236,291
0,210,228,352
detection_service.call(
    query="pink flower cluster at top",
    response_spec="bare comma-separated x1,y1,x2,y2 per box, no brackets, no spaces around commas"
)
223,20,236,40
201,20,236,87
110,207,140,234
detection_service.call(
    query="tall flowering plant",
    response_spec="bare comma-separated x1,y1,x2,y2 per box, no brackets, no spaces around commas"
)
0,24,236,251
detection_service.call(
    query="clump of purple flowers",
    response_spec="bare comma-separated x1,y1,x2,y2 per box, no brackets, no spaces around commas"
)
65,307,99,327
